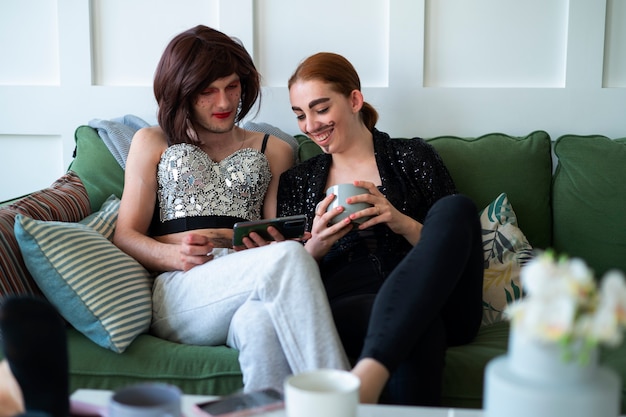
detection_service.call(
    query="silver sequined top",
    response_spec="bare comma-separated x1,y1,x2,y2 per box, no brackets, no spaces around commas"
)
151,142,271,235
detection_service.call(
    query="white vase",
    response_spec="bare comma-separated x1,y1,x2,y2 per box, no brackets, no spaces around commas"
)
483,326,621,417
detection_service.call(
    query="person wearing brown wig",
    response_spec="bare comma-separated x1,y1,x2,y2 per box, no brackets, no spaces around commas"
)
114,27,349,393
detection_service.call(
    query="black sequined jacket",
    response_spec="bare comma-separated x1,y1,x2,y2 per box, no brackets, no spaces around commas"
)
277,129,457,272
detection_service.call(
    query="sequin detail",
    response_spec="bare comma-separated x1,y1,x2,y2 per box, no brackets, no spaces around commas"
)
157,143,271,223
277,129,457,265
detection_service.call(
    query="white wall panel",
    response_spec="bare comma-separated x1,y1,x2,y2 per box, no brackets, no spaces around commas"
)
424,0,569,87
91,0,220,86
566,0,606,87
0,0,60,85
252,0,391,133
604,0,626,87
255,0,390,87
1,0,626,200
0,135,64,201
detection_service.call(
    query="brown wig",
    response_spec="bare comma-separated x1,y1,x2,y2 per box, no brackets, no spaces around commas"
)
153,25,260,145
288,52,378,132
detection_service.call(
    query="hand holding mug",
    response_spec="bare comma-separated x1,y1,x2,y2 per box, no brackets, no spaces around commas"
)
319,183,374,225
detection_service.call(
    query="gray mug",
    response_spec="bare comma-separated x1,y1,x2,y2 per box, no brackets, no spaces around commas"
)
325,183,373,225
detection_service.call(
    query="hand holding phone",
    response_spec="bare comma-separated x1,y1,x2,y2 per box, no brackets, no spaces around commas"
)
232,215,306,246
193,388,284,417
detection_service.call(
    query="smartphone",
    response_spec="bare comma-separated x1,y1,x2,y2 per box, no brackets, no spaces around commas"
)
232,215,307,246
193,388,284,417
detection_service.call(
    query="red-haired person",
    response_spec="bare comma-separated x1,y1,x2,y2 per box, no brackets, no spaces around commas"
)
276,52,483,405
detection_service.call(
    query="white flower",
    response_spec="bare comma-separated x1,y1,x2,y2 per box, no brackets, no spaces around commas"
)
588,305,622,346
507,251,626,350
509,292,576,341
600,271,626,315
589,271,626,346
519,253,560,296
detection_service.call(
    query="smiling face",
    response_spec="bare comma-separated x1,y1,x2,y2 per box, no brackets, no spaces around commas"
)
289,79,364,153
191,73,242,134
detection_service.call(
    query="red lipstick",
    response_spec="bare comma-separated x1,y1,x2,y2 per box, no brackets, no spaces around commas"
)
214,112,232,119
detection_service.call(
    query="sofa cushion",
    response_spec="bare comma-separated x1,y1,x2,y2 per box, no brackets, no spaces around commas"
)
295,134,324,162
553,134,626,277
442,320,509,409
426,131,552,250
0,171,90,299
14,196,152,353
480,193,532,327
68,125,125,213
66,329,243,395
295,131,553,249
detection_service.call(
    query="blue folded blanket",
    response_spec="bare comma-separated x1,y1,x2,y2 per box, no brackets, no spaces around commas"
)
88,114,150,169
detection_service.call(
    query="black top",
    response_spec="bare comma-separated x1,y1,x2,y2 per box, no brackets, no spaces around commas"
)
277,129,456,272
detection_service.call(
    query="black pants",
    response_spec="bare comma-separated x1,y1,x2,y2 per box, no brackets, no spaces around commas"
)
321,194,484,406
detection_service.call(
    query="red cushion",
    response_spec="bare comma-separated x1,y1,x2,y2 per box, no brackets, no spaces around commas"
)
0,172,90,297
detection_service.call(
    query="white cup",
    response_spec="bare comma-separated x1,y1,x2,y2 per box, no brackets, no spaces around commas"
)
109,383,182,417
284,369,360,417
325,183,373,225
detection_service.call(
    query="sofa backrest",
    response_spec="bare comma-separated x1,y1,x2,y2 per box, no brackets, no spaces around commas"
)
297,131,553,250
427,131,552,250
72,127,553,251
68,126,125,213
4,126,623,302
552,134,626,277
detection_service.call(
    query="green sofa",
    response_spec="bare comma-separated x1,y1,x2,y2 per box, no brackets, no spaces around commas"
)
1,125,626,410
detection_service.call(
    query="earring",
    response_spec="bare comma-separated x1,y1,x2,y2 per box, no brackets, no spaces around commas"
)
236,99,243,120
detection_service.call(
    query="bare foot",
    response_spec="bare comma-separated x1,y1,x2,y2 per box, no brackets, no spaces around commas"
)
351,358,390,404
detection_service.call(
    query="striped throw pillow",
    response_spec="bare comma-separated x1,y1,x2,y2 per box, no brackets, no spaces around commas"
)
13,198,152,353
79,194,120,241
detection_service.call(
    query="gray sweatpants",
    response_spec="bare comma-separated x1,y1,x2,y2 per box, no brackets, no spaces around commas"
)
151,241,350,392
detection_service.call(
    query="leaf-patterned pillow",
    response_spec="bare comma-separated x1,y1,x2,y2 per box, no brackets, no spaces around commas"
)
480,193,533,326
